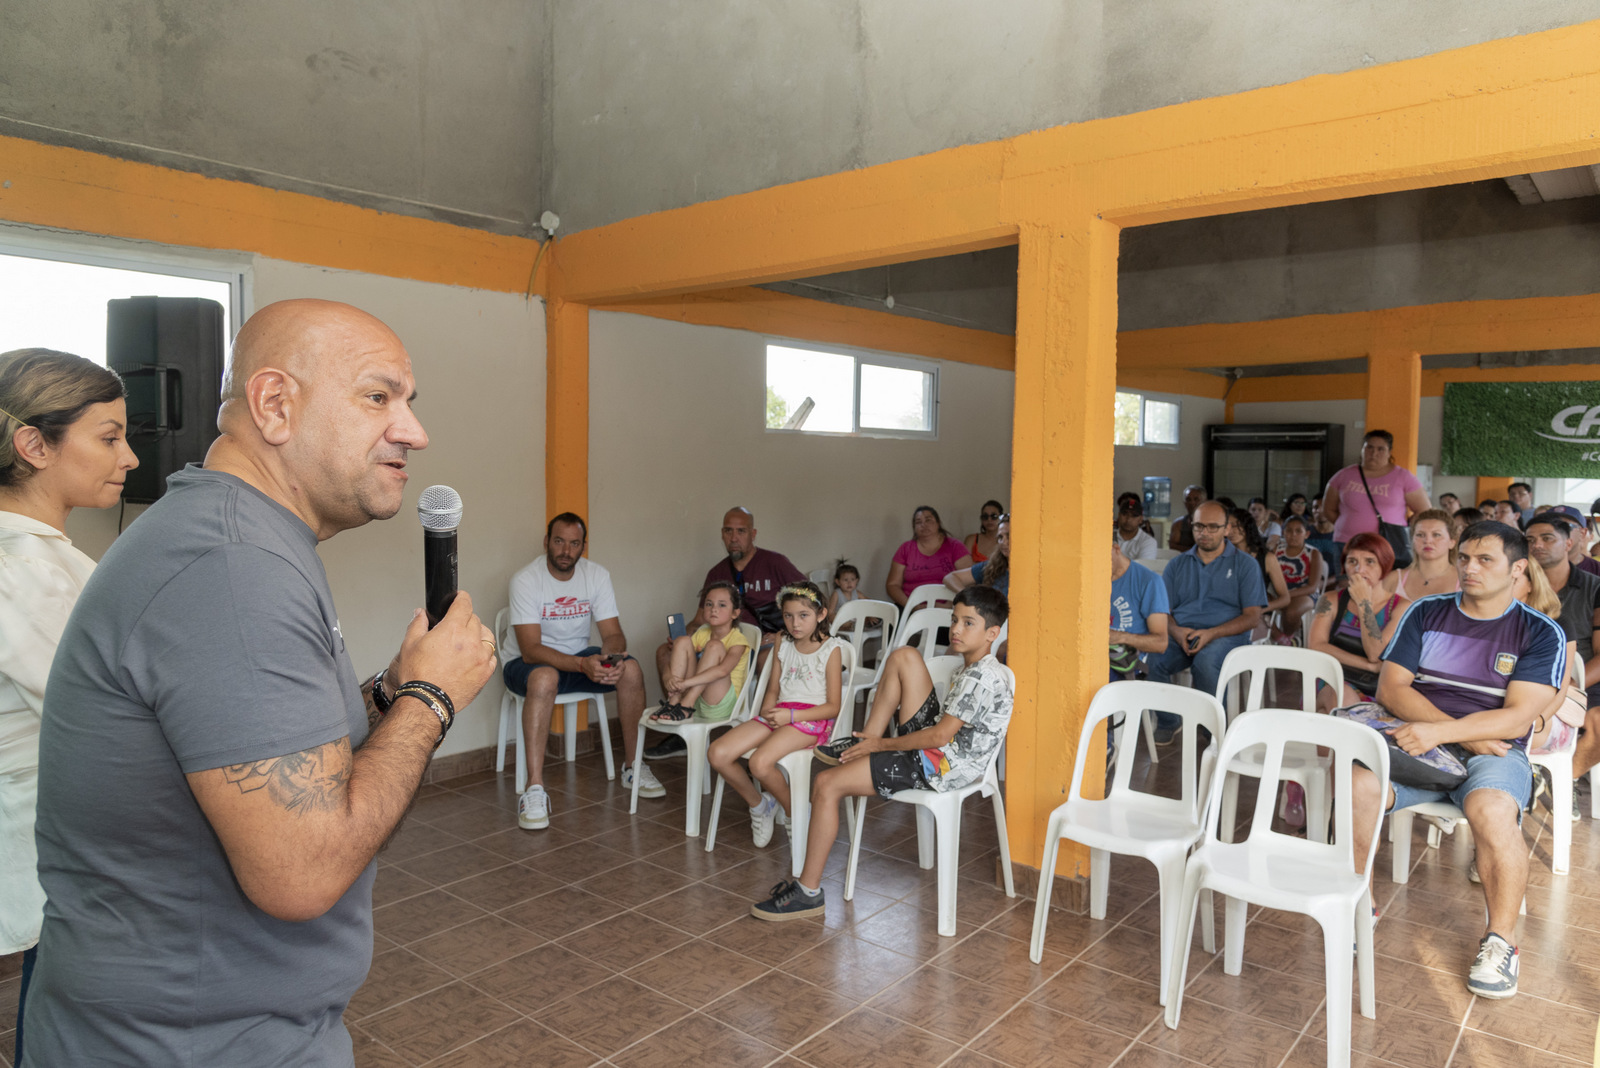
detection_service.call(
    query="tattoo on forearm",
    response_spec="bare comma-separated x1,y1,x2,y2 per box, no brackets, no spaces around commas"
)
1314,596,1334,617
1360,603,1381,638
362,678,381,730
222,740,350,816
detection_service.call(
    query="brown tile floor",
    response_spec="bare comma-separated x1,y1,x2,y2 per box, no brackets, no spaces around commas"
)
3,744,1598,1067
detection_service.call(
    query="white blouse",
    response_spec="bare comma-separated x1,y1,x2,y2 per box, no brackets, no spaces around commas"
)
0,509,96,954
774,635,844,707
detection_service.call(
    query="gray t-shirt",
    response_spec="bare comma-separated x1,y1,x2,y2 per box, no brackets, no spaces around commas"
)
26,466,373,1068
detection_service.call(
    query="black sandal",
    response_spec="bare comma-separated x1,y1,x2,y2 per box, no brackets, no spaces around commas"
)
650,703,692,723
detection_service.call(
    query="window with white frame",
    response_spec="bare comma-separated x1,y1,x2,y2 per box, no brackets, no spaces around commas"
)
0,238,242,364
765,343,937,437
1113,390,1180,447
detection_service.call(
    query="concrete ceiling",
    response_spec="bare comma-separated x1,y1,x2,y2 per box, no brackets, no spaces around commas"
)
760,177,1600,337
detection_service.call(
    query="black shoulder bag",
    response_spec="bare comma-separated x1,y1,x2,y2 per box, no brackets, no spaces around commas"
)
1328,590,1382,697
1357,466,1413,569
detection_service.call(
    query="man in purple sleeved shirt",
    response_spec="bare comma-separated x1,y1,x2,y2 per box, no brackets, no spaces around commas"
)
1351,522,1564,1001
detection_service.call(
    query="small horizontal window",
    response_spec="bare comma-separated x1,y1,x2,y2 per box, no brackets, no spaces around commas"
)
1114,390,1180,447
766,344,937,438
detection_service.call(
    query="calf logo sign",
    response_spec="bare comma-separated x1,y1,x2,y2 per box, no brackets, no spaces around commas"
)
1442,382,1600,477
1537,404,1600,442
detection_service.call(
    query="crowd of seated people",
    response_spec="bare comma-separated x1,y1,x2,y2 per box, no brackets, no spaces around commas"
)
501,500,1015,832
504,461,1600,998
1101,453,1600,1000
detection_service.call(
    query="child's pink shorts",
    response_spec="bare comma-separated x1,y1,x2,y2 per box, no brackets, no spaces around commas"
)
764,702,834,742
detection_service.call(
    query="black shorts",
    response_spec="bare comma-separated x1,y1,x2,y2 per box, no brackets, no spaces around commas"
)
868,690,941,798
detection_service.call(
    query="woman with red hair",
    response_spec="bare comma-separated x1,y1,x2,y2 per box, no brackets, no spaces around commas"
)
1309,531,1411,709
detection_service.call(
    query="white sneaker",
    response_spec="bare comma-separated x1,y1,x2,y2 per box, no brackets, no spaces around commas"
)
751,793,778,848
1467,933,1519,998
625,763,666,799
517,785,550,830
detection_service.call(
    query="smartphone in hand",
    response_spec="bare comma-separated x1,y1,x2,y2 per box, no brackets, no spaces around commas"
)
667,613,687,642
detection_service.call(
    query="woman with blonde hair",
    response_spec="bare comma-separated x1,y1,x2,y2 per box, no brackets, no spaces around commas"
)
0,348,136,1064
1392,508,1460,600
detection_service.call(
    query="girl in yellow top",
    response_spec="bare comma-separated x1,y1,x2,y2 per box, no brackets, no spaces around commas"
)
651,581,751,722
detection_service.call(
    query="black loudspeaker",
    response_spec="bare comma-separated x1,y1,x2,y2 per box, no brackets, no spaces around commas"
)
107,297,226,503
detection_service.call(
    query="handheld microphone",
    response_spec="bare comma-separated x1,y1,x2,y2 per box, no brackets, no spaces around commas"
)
418,485,462,628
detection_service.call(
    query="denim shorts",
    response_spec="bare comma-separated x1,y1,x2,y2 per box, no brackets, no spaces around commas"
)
503,645,627,697
1388,747,1533,820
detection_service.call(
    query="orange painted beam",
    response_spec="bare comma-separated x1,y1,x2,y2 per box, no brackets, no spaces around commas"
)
545,299,589,524
601,287,1015,371
1115,368,1230,401
0,134,543,294
548,22,1600,304
1228,363,1600,406
1120,293,1600,372
1421,364,1600,392
604,288,1244,399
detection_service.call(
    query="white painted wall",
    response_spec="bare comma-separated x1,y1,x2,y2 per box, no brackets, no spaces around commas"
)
1114,390,1225,522
585,311,1014,703
66,256,545,758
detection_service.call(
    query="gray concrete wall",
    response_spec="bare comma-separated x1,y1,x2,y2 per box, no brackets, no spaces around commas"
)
548,0,1600,231
0,0,548,233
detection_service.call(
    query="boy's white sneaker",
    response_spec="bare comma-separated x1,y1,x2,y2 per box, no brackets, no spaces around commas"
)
751,793,779,848
624,763,666,799
517,785,551,830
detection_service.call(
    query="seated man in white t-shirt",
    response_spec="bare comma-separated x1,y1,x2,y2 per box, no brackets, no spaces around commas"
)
503,513,655,830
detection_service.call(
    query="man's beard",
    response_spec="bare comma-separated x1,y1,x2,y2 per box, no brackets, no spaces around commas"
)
551,556,578,574
727,548,747,563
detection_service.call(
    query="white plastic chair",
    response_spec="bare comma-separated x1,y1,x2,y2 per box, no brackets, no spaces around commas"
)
628,622,761,837
1164,710,1389,1068
832,598,899,698
807,566,833,599
1030,682,1226,1004
1527,654,1583,873
899,583,949,627
1214,646,1343,844
494,608,614,793
843,657,1017,936
704,643,858,875
892,605,952,663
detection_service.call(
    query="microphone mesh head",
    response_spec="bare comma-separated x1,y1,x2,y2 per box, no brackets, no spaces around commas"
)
417,485,463,532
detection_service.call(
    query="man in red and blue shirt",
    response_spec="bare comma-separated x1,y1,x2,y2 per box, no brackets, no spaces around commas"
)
1352,521,1564,1000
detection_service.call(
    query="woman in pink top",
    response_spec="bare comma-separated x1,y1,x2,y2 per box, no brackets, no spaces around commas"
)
1317,429,1432,545
886,505,970,606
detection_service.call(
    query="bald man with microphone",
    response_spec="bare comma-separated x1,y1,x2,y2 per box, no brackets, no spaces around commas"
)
24,300,497,1067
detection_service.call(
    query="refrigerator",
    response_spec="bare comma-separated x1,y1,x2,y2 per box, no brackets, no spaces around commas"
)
1203,424,1346,508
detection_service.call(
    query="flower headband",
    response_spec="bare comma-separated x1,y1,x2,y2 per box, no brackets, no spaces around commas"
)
778,584,823,606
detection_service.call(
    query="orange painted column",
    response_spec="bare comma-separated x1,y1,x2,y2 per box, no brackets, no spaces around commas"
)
1365,348,1422,471
1009,214,1120,883
545,297,590,523
1476,477,1514,507
545,297,590,738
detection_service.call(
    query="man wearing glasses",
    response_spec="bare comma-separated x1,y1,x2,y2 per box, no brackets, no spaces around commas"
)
1145,500,1268,743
